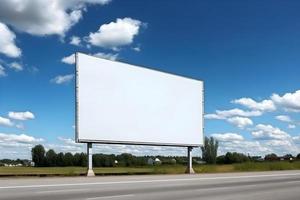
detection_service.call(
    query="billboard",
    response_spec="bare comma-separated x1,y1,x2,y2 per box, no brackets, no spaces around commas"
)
75,52,204,147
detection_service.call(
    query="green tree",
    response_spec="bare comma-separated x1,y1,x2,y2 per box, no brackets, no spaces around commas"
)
224,152,249,164
201,136,219,164
216,155,225,164
31,144,46,167
56,152,65,166
63,153,74,166
79,153,87,167
73,153,88,167
45,149,57,167
264,153,279,161
283,154,293,160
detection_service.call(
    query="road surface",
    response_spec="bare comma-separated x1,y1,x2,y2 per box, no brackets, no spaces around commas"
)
1,170,300,200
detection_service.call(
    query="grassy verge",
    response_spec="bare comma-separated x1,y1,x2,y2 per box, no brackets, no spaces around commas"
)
233,161,300,172
1,161,300,177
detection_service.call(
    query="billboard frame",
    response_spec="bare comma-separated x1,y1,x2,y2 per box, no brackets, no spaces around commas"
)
75,52,204,148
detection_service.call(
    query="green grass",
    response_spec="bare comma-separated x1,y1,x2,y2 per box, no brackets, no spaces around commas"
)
233,161,300,172
1,161,300,177
0,167,86,176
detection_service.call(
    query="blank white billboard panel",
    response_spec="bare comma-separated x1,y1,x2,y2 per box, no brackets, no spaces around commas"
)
76,53,204,146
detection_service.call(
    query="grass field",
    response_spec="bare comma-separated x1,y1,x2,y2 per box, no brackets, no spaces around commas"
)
1,161,300,177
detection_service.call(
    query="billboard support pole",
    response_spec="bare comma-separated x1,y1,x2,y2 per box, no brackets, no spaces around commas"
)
185,146,195,174
87,143,95,177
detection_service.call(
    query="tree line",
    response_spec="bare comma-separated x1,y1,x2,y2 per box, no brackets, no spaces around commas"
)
31,144,196,167
201,137,300,164
30,138,300,167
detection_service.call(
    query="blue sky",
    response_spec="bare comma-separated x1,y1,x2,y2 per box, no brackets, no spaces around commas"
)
0,0,300,159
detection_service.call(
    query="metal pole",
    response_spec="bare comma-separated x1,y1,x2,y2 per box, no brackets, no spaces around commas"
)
185,146,195,174
87,143,95,177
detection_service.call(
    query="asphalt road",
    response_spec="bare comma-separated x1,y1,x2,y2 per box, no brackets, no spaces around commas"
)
1,170,300,200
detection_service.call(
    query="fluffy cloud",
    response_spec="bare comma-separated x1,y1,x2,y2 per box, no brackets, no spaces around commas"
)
205,108,262,120
58,137,80,146
93,52,119,61
8,111,35,121
212,133,244,142
227,117,253,129
293,135,300,143
288,124,296,129
275,115,292,123
0,133,43,144
212,132,270,156
61,54,75,64
87,18,144,49
9,62,23,71
271,90,300,112
211,130,299,156
0,116,14,127
0,65,7,77
0,132,44,159
132,46,141,52
61,52,118,65
51,74,74,84
0,0,111,36
251,124,290,140
70,36,81,46
0,22,21,58
232,98,276,112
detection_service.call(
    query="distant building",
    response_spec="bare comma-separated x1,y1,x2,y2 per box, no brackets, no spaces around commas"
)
147,158,154,165
170,158,176,165
154,158,162,165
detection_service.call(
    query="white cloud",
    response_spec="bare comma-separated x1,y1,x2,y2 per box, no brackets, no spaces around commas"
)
0,133,43,144
205,108,262,120
0,0,111,36
16,123,25,130
61,52,118,65
212,133,270,156
58,137,80,146
0,65,7,77
132,46,141,52
0,132,44,159
0,22,21,58
227,117,253,129
212,133,244,142
0,116,14,127
28,66,39,74
251,124,290,140
93,52,119,61
232,98,276,112
87,18,143,49
9,62,23,71
61,54,75,65
275,115,292,123
70,36,81,46
271,90,300,112
293,135,300,143
288,124,296,129
51,74,74,84
211,130,299,156
8,111,35,121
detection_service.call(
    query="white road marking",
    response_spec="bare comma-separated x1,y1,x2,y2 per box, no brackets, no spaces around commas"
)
36,188,89,194
0,173,300,190
191,178,300,192
86,194,134,199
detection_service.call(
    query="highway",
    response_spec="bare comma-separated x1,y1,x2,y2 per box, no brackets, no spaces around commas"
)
1,170,300,200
